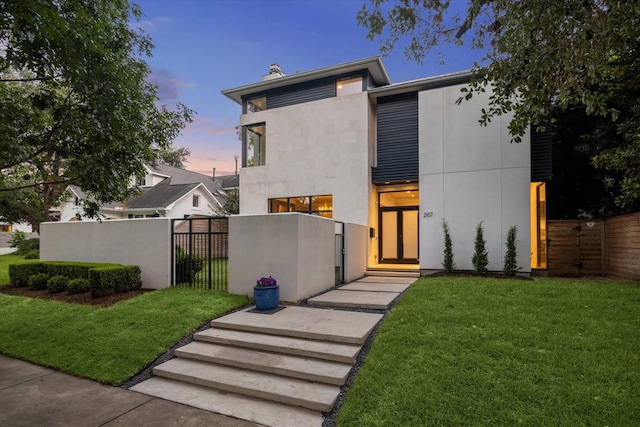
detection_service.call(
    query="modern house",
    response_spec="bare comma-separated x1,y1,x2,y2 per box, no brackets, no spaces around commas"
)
222,57,550,275
55,162,229,222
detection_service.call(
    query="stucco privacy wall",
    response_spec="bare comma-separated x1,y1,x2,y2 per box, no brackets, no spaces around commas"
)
40,218,172,289
239,92,371,226
229,213,334,302
419,85,531,272
343,222,368,282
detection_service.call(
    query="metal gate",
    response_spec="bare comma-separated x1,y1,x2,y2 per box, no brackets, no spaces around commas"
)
335,222,344,285
172,217,229,290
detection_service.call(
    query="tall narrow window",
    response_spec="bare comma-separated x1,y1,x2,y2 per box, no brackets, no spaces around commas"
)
336,76,363,96
245,123,266,166
193,194,200,208
530,182,547,269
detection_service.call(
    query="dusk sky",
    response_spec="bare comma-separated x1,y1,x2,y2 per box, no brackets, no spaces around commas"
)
134,0,485,176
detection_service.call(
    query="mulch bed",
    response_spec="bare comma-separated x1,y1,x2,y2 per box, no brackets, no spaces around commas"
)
0,284,154,307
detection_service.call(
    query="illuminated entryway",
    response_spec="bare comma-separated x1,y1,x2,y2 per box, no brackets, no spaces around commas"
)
530,182,547,269
378,189,419,264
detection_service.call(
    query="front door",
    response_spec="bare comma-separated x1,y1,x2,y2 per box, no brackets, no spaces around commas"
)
378,188,419,264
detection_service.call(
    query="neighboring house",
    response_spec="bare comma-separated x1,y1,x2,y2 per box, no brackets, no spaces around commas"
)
56,162,228,221
222,57,551,274
0,222,33,233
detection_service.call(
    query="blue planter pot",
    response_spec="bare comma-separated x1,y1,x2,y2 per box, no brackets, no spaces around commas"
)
253,285,279,311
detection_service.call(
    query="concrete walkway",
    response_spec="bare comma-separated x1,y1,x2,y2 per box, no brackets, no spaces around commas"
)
0,354,257,427
1,274,417,427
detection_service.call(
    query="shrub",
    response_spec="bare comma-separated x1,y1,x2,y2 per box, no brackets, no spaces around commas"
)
472,221,489,274
442,220,456,273
503,225,520,276
67,278,91,295
47,275,69,293
24,250,39,260
16,238,39,255
9,262,119,287
175,246,204,284
10,264,45,286
90,265,142,298
28,273,50,290
7,230,26,248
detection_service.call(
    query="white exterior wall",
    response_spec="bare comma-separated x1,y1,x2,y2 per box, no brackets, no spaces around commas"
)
239,92,372,226
419,85,531,273
40,218,172,289
229,213,334,302
343,222,367,282
168,187,218,219
58,198,86,222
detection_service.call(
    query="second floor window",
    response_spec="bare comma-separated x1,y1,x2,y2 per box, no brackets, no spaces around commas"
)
336,76,363,96
193,195,200,207
245,123,266,167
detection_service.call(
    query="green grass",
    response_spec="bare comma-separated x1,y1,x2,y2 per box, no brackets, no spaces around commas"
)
175,258,228,290
338,277,640,426
0,253,38,285
0,287,249,384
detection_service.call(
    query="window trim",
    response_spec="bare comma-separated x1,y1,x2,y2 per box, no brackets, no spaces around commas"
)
192,194,200,208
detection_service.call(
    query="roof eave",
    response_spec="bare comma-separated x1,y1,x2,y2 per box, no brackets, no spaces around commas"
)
221,56,392,104
367,70,473,99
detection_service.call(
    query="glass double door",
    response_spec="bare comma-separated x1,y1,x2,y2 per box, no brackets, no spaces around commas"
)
380,207,419,264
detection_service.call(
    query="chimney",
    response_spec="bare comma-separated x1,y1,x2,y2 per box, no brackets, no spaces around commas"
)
262,63,285,81
152,148,159,167
234,155,239,175
212,167,216,178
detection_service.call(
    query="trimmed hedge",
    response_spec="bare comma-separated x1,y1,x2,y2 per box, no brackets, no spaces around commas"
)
9,262,119,287
90,266,142,298
9,262,142,299
9,264,46,287
67,278,91,295
47,275,69,293
29,273,50,290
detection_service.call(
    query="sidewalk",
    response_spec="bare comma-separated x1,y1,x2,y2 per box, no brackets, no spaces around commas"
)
0,355,257,427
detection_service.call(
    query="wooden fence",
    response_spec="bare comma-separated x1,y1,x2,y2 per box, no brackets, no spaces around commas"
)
603,212,640,281
547,212,640,281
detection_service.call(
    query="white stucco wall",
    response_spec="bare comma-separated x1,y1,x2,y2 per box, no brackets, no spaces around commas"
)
229,213,334,303
40,218,172,289
419,85,531,273
239,92,372,226
343,222,367,282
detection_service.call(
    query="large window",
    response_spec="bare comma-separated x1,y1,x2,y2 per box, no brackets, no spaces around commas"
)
336,76,363,96
245,123,266,167
269,195,332,218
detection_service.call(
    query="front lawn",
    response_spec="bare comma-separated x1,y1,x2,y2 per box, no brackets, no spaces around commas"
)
0,286,249,384
0,254,38,285
338,277,640,426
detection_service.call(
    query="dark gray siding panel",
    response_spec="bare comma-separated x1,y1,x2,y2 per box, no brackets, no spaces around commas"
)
373,93,419,183
267,77,335,109
531,124,552,182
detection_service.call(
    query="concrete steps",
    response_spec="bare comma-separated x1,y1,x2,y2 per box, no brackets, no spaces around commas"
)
131,377,323,427
152,358,340,412
365,269,420,278
175,341,351,385
195,328,361,363
131,305,384,427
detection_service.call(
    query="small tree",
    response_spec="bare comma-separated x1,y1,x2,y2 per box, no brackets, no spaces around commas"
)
472,221,489,274
503,226,519,276
442,220,455,273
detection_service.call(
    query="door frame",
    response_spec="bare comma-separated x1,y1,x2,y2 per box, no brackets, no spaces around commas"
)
378,206,419,264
